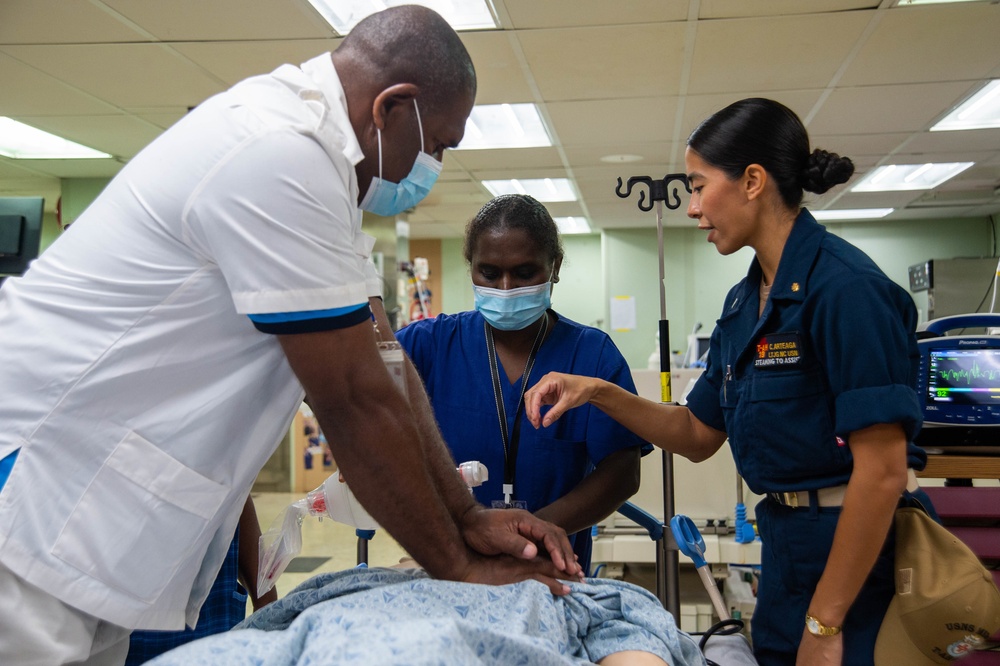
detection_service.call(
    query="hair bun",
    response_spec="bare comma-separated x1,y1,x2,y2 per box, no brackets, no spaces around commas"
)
802,149,855,194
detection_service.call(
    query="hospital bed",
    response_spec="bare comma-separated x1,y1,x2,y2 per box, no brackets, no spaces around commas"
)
146,565,755,666
177,490,757,666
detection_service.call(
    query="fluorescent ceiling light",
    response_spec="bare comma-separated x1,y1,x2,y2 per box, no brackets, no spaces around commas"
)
931,80,1000,131
455,104,552,150
0,117,111,159
850,163,974,192
305,0,497,35
812,208,894,221
554,217,592,234
482,178,577,202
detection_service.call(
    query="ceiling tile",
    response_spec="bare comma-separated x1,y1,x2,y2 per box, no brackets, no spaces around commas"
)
839,4,1000,87
3,43,227,109
448,147,563,171
516,24,687,101
501,0,687,29
700,0,877,19
547,97,678,147
0,53,119,116
458,31,535,104
172,40,341,86
100,0,334,41
809,81,976,136
0,0,146,45
688,12,873,95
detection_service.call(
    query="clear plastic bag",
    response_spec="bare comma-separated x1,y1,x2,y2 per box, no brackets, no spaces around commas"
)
257,461,488,595
256,500,307,596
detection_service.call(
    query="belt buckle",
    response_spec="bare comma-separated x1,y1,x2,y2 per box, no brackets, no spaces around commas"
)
780,491,799,508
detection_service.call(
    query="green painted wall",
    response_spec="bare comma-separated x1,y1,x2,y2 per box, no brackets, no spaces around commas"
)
436,216,993,369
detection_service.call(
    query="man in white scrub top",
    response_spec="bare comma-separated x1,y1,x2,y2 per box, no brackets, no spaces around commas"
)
0,7,581,665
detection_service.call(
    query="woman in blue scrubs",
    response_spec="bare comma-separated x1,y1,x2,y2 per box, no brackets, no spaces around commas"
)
396,194,649,574
523,98,936,665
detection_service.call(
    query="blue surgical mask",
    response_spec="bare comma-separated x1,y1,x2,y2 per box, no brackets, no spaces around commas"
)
360,100,442,217
474,282,552,331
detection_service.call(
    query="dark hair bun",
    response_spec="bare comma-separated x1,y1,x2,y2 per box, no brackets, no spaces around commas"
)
802,149,855,194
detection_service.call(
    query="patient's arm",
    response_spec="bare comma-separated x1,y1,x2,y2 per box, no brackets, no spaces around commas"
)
533,446,641,536
599,651,669,666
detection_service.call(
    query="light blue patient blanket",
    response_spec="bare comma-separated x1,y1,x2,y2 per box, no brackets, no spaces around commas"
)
148,567,707,665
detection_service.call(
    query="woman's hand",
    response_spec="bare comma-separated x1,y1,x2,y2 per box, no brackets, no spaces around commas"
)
796,630,843,665
524,372,601,428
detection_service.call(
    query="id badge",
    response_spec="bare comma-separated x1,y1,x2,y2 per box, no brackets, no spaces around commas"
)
492,499,528,510
378,341,407,398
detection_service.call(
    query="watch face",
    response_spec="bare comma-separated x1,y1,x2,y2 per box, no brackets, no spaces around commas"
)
806,615,839,636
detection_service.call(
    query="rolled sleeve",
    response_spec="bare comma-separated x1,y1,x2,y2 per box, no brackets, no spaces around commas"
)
685,375,726,433
813,274,921,439
835,384,922,441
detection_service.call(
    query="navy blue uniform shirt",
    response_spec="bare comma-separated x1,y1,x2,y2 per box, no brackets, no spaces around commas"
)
686,210,926,494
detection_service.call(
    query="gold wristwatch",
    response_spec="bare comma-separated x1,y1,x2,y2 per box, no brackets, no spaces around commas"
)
805,614,842,637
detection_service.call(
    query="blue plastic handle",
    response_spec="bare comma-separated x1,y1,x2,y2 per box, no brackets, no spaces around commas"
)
617,501,664,542
669,514,707,568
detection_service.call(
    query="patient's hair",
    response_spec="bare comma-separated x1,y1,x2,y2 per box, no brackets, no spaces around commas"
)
463,194,564,266
687,97,854,209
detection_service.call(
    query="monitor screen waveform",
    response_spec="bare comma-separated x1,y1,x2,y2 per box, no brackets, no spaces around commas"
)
927,349,1000,405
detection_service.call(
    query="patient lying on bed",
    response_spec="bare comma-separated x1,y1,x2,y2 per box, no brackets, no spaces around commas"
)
146,566,708,666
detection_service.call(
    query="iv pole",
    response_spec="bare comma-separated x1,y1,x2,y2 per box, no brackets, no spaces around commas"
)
614,173,691,621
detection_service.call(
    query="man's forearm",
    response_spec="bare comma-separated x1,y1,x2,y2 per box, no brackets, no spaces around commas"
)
403,357,480,525
370,297,479,526
311,383,472,579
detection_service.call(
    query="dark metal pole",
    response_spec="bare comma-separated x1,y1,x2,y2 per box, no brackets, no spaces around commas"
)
615,174,690,620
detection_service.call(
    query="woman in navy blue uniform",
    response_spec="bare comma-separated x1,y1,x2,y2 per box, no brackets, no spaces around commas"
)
396,194,649,574
524,98,935,665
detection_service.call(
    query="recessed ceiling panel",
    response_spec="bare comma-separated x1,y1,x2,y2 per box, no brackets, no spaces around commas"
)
3,44,227,109
101,0,334,41
681,91,823,140
502,0,687,29
172,40,341,86
688,12,872,95
0,54,119,116
459,31,535,104
448,147,563,171
0,0,146,45
547,98,678,147
839,4,1000,87
809,82,977,135
517,24,686,102
809,132,913,160
700,0,877,19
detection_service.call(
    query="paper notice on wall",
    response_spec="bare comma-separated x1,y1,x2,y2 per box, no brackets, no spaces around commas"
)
610,296,636,331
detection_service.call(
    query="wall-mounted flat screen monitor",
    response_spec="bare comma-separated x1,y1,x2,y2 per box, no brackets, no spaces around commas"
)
0,197,44,277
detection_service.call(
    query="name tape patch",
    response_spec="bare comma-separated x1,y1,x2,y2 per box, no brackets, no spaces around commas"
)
754,333,802,368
